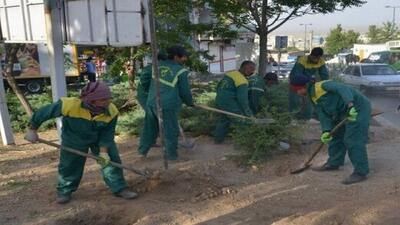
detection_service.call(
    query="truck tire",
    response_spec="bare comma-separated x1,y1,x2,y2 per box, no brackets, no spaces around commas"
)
25,80,44,94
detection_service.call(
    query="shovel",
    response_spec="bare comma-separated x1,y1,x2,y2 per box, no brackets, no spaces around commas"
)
290,111,383,174
37,138,152,179
178,124,196,149
196,104,274,125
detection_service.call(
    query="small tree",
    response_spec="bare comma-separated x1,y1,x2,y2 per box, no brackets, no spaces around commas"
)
325,24,361,55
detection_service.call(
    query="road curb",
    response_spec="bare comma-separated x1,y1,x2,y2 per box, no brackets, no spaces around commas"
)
374,115,400,132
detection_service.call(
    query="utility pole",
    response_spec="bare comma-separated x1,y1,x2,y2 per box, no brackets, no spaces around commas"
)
386,5,400,32
148,0,168,170
44,0,67,137
0,43,14,145
300,23,312,53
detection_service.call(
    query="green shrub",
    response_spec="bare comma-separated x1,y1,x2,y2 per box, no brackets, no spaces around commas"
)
232,83,302,165
116,108,145,136
7,92,55,132
179,90,217,136
111,82,132,110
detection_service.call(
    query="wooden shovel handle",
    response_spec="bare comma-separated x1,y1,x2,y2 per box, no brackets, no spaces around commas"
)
303,111,383,167
37,138,149,178
196,104,250,120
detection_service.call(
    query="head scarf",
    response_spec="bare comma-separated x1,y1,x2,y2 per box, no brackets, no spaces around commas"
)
80,81,112,114
80,81,111,102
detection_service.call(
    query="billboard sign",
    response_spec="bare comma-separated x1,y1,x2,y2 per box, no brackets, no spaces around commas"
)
275,36,288,49
0,0,150,46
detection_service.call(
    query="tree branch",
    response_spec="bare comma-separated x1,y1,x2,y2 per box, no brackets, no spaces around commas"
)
268,13,281,27
268,8,299,34
248,1,261,28
223,13,257,33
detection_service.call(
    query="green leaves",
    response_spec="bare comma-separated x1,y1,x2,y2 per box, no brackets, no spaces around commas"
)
325,24,361,55
232,82,302,165
367,22,400,44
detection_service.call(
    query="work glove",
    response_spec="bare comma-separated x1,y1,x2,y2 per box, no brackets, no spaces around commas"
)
97,152,111,168
347,107,358,122
320,132,332,144
24,128,39,143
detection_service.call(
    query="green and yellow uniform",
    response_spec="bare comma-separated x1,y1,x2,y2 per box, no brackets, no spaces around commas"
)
30,97,127,196
136,65,152,109
138,60,193,160
308,80,371,176
214,70,252,143
247,74,265,114
289,56,329,120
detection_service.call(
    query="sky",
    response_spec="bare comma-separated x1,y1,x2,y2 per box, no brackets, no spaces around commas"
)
272,0,400,36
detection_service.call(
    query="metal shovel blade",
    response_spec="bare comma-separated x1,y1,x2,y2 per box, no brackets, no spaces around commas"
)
179,139,196,150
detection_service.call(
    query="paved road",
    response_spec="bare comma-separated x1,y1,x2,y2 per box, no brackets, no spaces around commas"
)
367,93,400,129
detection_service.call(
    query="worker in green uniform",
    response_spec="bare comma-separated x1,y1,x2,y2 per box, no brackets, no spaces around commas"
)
24,81,137,204
290,75,371,185
138,46,194,160
137,53,167,109
136,53,167,148
247,73,266,114
289,47,329,120
214,61,255,143
264,72,279,87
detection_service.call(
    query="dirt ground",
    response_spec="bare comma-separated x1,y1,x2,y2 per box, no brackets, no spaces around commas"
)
1,120,400,225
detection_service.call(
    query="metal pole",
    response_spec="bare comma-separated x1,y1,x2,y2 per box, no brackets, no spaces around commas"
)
147,0,168,170
304,25,307,52
0,42,15,145
277,47,281,77
44,0,67,138
393,7,396,26
386,5,400,30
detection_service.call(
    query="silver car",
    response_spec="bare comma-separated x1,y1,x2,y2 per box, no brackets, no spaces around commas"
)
271,63,295,79
339,63,400,93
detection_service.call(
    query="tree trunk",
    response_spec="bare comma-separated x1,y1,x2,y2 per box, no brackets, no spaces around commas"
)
119,47,137,110
258,30,268,76
258,0,268,76
128,47,136,97
4,45,34,117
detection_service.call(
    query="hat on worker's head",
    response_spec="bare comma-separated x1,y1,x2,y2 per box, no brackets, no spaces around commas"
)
310,47,324,57
290,75,311,92
80,81,112,102
167,45,190,59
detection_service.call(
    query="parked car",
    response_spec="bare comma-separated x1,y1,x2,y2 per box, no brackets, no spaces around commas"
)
339,63,400,94
271,63,295,79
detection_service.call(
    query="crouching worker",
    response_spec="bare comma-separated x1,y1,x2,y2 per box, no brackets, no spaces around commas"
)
290,76,371,185
214,61,255,143
24,81,137,204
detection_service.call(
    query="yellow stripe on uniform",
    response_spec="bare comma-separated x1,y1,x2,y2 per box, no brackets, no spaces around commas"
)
226,71,248,87
298,56,326,69
61,97,118,123
93,103,119,123
61,98,92,120
311,81,329,103
154,67,188,87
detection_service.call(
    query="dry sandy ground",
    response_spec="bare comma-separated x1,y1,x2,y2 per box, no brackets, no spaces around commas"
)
0,120,400,225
